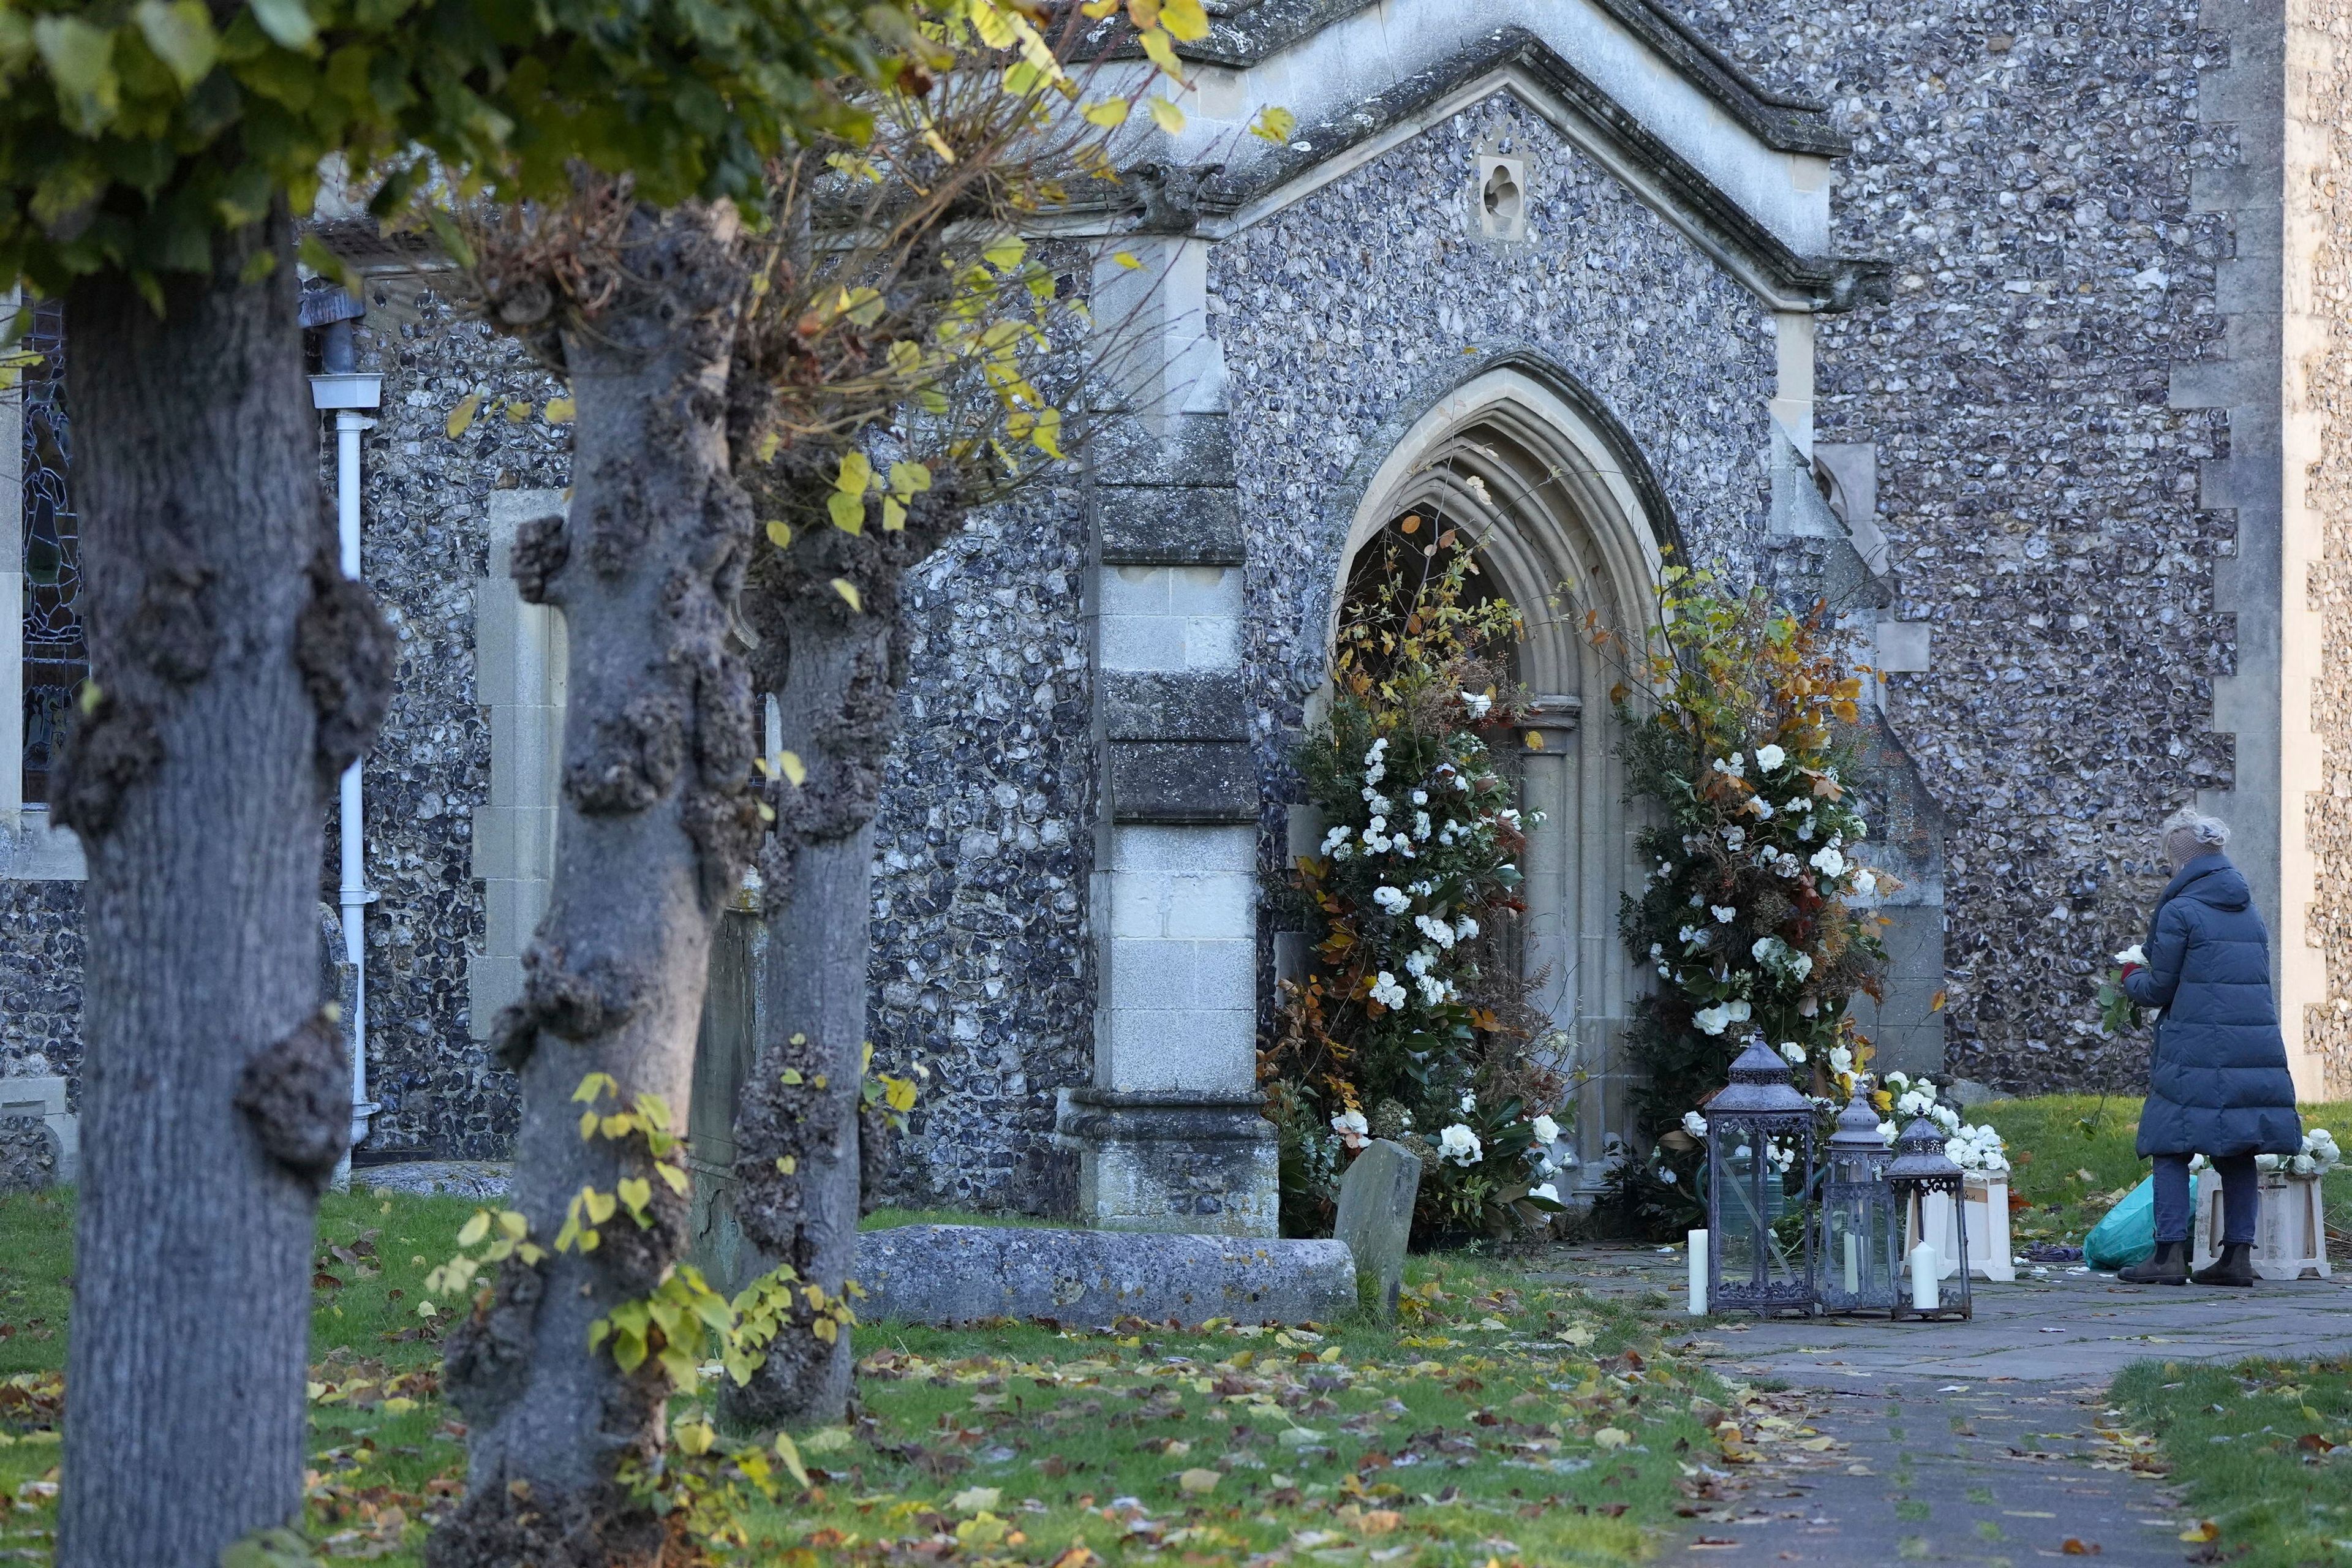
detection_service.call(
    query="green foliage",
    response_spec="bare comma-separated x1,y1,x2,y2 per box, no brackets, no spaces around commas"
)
0,0,920,306
1265,528,1567,1241
1602,567,1887,1235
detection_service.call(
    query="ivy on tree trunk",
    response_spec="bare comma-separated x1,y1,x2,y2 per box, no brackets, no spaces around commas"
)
53,211,393,1568
431,194,763,1568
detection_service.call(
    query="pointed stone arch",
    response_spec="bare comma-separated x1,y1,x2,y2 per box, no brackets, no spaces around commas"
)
1332,363,1668,1194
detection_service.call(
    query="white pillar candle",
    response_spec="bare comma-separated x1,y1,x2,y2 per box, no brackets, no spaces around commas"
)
1687,1229,1709,1314
1909,1241,1939,1313
1843,1231,1860,1297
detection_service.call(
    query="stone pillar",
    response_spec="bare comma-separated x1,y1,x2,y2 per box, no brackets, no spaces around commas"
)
1064,412,1277,1236
466,489,568,1038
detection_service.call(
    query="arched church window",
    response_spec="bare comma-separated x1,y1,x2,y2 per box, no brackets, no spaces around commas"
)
20,299,85,807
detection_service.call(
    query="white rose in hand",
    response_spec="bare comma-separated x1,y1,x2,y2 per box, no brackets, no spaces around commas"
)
2113,944,2147,966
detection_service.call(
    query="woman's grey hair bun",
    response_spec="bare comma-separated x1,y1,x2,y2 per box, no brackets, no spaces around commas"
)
2160,805,2230,850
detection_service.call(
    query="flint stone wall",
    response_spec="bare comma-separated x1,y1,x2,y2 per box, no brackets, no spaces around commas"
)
1675,0,2238,1090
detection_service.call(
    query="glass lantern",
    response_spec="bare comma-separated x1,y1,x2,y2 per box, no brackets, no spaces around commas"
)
1705,1037,1818,1315
1888,1115,1972,1321
1815,1100,1901,1315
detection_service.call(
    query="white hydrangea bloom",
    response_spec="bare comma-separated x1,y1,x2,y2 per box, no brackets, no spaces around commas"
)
1714,753,1746,778
1722,825,1747,851
1403,949,1436,977
1437,1124,1483,1166
1417,974,1448,1008
1712,905,1736,923
1415,914,1457,949
1369,971,1407,1009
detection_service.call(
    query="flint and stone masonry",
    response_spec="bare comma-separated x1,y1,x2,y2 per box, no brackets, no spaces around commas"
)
8,0,2351,1216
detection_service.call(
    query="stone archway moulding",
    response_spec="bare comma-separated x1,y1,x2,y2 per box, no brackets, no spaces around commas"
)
1324,363,1668,1195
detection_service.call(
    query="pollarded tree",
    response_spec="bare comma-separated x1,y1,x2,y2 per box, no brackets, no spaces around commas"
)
0,4,909,1565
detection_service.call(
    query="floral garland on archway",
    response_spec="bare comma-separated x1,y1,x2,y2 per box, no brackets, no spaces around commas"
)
1599,567,1892,1237
1262,525,1570,1241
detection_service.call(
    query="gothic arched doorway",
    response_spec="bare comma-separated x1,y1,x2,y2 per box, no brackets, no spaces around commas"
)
1329,368,1667,1197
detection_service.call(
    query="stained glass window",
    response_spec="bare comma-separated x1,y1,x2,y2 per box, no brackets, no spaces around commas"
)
20,299,83,806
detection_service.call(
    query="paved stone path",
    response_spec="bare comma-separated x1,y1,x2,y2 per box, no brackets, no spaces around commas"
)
1539,1245,2352,1563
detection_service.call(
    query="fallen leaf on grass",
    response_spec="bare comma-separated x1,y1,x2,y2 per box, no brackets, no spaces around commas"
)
2178,1521,2220,1543
1176,1468,1221,1494
2060,1539,2100,1555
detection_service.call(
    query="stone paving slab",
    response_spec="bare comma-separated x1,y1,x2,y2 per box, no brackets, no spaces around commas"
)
1533,1243,2349,1563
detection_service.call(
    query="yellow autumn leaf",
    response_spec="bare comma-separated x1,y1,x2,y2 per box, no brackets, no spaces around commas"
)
881,498,907,532
1177,1468,1220,1494
764,519,793,549
1114,251,1144,270
502,398,527,423
1250,105,1297,145
774,1430,811,1488
445,394,480,438
1082,96,1131,127
776,750,807,787
1140,31,1183,80
827,490,865,534
983,234,1027,273
674,1419,716,1456
1124,0,1160,26
616,1177,651,1215
835,450,873,493
832,578,863,613
756,429,781,461
889,460,932,496
1160,0,1208,40
541,395,575,423
582,1187,617,1224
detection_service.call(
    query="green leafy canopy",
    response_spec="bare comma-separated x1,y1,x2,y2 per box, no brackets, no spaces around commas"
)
0,0,914,307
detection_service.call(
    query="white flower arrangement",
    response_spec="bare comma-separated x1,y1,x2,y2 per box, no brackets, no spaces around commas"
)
1371,884,1410,914
2253,1128,2342,1177
1414,913,1458,948
1330,1109,1370,1150
1945,1121,2009,1174
1437,1123,1483,1166
1368,971,1407,1009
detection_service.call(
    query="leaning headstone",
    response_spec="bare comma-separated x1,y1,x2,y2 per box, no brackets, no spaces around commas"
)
855,1225,1354,1326
1334,1139,1423,1318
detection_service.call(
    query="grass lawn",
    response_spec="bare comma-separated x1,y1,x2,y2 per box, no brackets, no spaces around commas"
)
0,1186,1747,1565
2111,1356,2352,1567
1974,1095,2352,1246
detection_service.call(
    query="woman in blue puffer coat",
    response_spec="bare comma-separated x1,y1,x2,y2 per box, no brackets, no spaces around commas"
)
2114,808,2302,1287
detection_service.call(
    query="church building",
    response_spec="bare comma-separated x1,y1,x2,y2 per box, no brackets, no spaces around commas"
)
4,0,2349,1233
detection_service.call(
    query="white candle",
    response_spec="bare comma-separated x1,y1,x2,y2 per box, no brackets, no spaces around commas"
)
1687,1229,1709,1314
1843,1231,1860,1297
1909,1241,1939,1313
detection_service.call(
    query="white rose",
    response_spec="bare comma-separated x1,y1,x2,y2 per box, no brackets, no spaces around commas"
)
1530,1183,1559,1204
1755,744,1787,771
1437,1124,1483,1166
1828,1046,1853,1075
1694,1003,1733,1036
1682,1110,1709,1139
1531,1114,1561,1145
1779,1041,1807,1065
1370,972,1407,1009
1712,905,1736,924
2113,944,2147,966
1809,846,1847,879
1854,869,1878,897
1458,1090,1477,1114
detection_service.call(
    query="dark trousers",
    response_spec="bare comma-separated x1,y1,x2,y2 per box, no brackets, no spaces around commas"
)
2152,1152,2259,1246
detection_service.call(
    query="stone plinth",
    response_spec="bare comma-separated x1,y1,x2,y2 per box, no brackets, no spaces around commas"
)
1059,1088,1278,1237
855,1223,1352,1326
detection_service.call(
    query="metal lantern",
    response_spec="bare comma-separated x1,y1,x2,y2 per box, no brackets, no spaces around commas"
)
1705,1037,1818,1314
1888,1115,1972,1321
1816,1101,1902,1315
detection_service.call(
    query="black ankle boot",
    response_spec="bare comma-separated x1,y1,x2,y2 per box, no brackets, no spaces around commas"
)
2118,1239,2190,1284
2192,1242,2257,1287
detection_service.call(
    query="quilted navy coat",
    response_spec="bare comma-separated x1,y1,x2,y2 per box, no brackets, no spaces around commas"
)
2122,853,2301,1158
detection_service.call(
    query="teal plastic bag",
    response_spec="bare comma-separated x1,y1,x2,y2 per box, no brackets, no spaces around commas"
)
2082,1172,2197,1271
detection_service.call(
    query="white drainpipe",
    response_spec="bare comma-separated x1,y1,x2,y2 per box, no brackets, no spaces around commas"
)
311,363,382,1180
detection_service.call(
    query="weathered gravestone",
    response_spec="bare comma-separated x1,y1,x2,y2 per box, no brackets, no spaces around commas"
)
855,1224,1355,1326
1334,1139,1423,1318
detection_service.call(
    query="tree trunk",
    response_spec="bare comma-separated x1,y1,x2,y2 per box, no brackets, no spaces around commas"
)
430,198,760,1568
723,608,893,1427
55,213,393,1568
